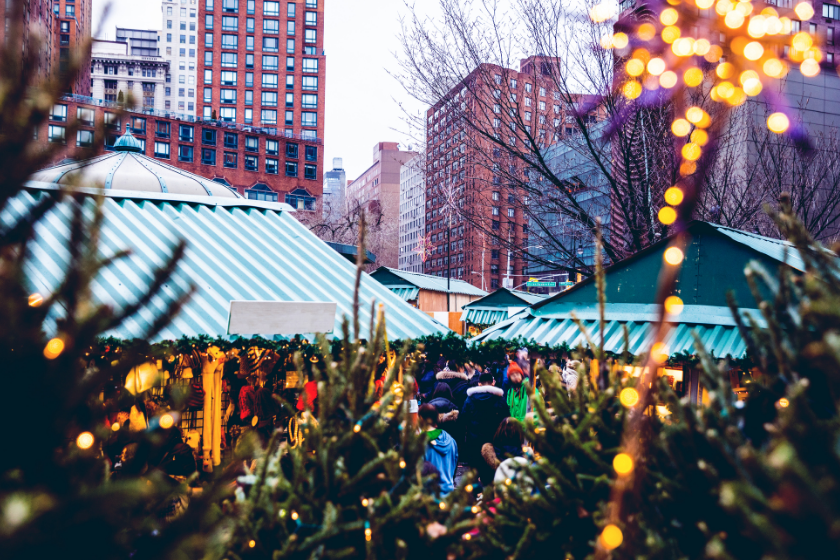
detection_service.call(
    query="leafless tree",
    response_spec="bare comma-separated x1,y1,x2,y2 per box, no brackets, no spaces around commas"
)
305,200,392,272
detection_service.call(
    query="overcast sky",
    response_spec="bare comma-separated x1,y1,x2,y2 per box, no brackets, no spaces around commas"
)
93,0,427,181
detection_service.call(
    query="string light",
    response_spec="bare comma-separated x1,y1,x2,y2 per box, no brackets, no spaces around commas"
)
659,71,678,88
651,342,669,363
76,432,94,450
249,540,256,548
612,32,629,49
658,206,677,225
792,32,813,51
664,247,684,265
439,501,447,510
660,8,679,25
681,143,702,161
600,524,624,550
353,423,361,433
647,57,666,76
778,397,790,408
111,423,120,431
716,62,735,79
724,10,745,28
743,41,764,60
291,511,299,520
685,106,707,124
638,23,656,41
622,80,642,99
28,293,43,307
44,338,65,360
661,25,681,43
626,59,645,76
463,533,472,541
504,478,512,486
613,453,634,475
800,59,820,77
362,498,369,507
767,112,789,133
696,0,714,8
683,67,703,87
664,295,685,315
589,3,614,22
671,119,691,137
619,387,640,407
794,2,814,20
693,38,711,55
465,484,474,493
399,459,407,469
159,413,174,429
691,129,709,146
471,505,480,514
365,522,372,542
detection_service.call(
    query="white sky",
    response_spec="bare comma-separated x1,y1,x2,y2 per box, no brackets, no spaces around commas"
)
93,0,427,181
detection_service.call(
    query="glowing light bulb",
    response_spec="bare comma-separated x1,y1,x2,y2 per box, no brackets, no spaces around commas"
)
684,67,704,87
291,511,299,520
660,8,679,25
471,505,480,513
665,187,684,205
780,16,793,34
743,78,763,96
647,57,666,76
763,58,786,78
671,118,691,137
748,15,766,38
362,498,369,506
601,525,624,550
664,246,685,265
159,413,174,429
661,26,681,44
365,528,372,542
626,58,645,77
76,431,94,449
664,295,685,315
613,453,634,475
716,62,735,79
249,540,256,548
463,533,472,541
767,112,790,133
725,11,745,28
632,48,651,63
612,32,629,49
623,80,642,99
673,37,695,57
439,501,447,509
691,129,709,146
28,293,43,307
778,397,790,408
44,337,65,360
716,81,735,99
792,32,813,51
685,107,705,124
111,423,120,431
801,58,820,77
619,387,640,407
353,423,361,433
743,41,764,60
399,459,407,469
693,38,711,55
696,0,714,8
794,2,814,20
659,206,677,225
504,478,512,486
638,23,656,41
659,71,678,88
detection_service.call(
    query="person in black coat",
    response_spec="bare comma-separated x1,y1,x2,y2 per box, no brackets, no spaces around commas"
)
426,382,461,442
460,372,510,485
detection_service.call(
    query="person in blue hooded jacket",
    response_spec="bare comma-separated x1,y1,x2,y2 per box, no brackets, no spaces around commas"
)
418,403,458,496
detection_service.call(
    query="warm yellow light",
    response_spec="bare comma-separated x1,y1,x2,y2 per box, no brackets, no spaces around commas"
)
684,67,704,87
626,58,645,77
696,0,714,8
727,87,747,106
715,0,733,16
619,387,640,407
44,337,65,360
504,478,512,486
735,2,753,16
632,48,651,63
612,32,629,49
471,505,480,514
399,459,407,469
660,8,679,25
763,58,786,78
613,453,634,475
671,119,691,137
680,161,697,176
664,295,685,315
780,16,792,34
659,71,678,88
778,397,790,408
159,413,174,429
651,342,669,362
647,57,666,76
599,35,613,49
716,62,735,79
765,15,782,35
690,129,709,146
682,142,702,161
623,80,642,99
738,70,758,85
743,41,764,60
673,38,695,57
716,81,735,99
794,2,814,20
705,45,724,63
439,501,448,509
792,32,813,52
661,26,681,44
743,78,763,96
601,524,624,550
664,246,685,265
659,206,677,225
76,431,94,450
111,422,120,432
589,3,614,22
767,112,790,133
353,423,361,433
365,528,372,541
466,484,474,493
638,23,656,41
664,187,684,205
710,87,721,102
362,498,370,506
693,38,711,56
685,107,705,124
28,293,44,307
801,58,820,77
463,533,472,541
725,10,745,28
291,511,299,520
249,540,256,548
747,15,766,38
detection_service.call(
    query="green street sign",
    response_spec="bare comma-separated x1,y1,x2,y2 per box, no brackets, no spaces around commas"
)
526,281,557,287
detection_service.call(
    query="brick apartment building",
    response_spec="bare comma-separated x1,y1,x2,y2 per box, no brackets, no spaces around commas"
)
56,0,92,95
424,56,574,291
1,0,57,85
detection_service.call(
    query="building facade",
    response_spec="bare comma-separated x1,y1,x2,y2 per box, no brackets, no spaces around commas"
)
160,0,199,116
91,39,168,111
322,156,345,218
56,0,92,95
398,155,425,273
345,142,417,268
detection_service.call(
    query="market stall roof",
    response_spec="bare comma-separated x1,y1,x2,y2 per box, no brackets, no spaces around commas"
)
473,221,810,359
7,183,450,341
461,288,548,326
370,267,488,299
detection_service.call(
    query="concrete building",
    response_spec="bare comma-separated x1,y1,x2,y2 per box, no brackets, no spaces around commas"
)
322,156,346,218
398,155,425,273
90,38,169,111
160,0,198,116
345,142,417,268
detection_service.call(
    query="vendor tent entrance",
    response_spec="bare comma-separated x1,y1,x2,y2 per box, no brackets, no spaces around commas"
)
460,287,547,335
474,221,806,402
7,184,450,341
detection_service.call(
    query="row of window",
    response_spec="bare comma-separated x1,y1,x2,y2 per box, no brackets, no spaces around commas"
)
204,69,319,90
205,0,318,16
202,51,319,74
205,15,318,34
214,89,317,108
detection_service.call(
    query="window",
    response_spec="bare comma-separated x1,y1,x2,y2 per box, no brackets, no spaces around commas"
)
246,54,254,68
266,139,279,155
264,19,279,34
306,0,317,6
305,11,317,25
65,5,74,16
131,117,146,134
245,155,258,171
168,6,174,14
179,145,194,162
221,34,238,48
221,15,237,30
246,183,277,200
287,21,295,35
224,152,237,168
492,206,499,216
203,87,212,102
302,76,317,90
285,188,316,211
263,55,279,69
206,0,214,9
154,141,170,159
245,108,253,123
286,142,299,158
264,1,280,16
301,112,317,127
202,128,216,145
263,37,279,51
287,38,295,53
283,93,293,106
303,28,316,44
288,2,297,16
266,158,279,174
204,69,213,85
829,27,835,46
179,124,194,141
828,52,835,64
492,191,499,201
245,72,254,87
246,17,255,32
262,91,278,106
167,33,173,42
824,4,840,19
222,0,237,12
301,93,317,108
286,56,295,70
50,104,67,122
491,220,500,230
507,208,515,217
245,90,253,105
221,52,238,67
261,109,278,124
76,107,94,126
204,32,213,47
221,89,237,103
304,164,317,180
156,121,171,138
287,75,296,89
225,133,238,148
76,130,93,147
201,148,216,165
247,0,255,14
262,73,278,87
220,70,237,85
305,145,317,161
204,51,213,66
284,162,299,178
246,36,255,50
245,136,259,151
302,58,318,72
104,112,120,130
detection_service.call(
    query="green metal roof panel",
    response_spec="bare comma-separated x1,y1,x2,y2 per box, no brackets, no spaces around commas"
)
7,187,450,341
371,267,487,297
709,223,806,271
389,286,421,301
463,287,547,310
462,308,508,325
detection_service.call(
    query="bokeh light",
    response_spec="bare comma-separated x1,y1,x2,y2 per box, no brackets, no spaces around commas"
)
691,129,709,146
664,295,685,315
659,71,678,88
664,187,684,205
638,23,656,41
671,118,691,136
767,112,790,133
623,80,642,99
76,432,94,450
601,525,624,550
613,453,634,475
612,32,629,49
660,8,679,25
684,67,703,86
664,247,684,265
794,2,815,20
659,206,677,225
626,59,645,76
647,57,666,75
28,293,43,307
619,387,640,407
44,337,65,360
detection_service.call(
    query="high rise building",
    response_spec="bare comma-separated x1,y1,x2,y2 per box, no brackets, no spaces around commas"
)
55,0,92,95
91,38,168,111
322,156,346,218
160,0,199,115
398,155,425,273
345,142,418,268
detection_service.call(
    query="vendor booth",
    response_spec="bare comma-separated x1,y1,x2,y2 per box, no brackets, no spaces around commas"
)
460,288,547,336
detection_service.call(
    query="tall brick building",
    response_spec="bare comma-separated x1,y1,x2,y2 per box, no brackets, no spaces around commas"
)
56,0,92,95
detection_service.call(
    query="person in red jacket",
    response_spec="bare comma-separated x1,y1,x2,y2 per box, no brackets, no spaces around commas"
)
238,375,257,423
